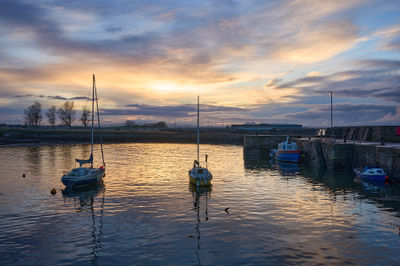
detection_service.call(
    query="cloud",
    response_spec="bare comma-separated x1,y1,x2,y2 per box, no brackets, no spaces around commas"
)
48,95,90,101
281,104,398,126
103,103,247,118
268,59,400,103
0,93,90,101
372,24,400,52
0,0,399,126
377,106,400,123
269,21,360,63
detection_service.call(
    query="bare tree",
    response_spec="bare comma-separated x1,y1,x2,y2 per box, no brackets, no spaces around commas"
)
24,101,42,126
46,105,57,128
125,120,136,127
153,121,167,128
80,107,90,128
24,108,34,126
57,101,76,128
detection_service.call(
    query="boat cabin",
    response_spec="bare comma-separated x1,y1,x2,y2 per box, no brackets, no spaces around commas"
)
278,142,298,151
362,167,385,175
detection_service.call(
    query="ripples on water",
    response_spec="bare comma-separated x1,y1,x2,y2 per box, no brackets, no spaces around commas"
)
0,143,400,265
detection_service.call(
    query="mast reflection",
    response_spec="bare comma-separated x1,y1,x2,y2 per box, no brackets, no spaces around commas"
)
62,181,105,264
189,183,212,265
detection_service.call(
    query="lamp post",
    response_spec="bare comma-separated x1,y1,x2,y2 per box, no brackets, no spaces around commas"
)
329,91,333,139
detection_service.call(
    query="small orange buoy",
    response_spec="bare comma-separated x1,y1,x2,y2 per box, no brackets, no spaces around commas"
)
50,188,57,195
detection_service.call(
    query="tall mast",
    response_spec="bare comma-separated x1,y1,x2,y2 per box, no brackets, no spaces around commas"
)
91,74,95,168
197,96,200,164
94,77,105,166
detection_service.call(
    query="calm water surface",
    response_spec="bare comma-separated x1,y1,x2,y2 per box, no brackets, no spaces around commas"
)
1,143,400,265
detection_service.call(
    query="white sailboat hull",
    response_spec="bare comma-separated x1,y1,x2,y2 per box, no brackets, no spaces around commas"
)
62,167,105,187
189,167,212,187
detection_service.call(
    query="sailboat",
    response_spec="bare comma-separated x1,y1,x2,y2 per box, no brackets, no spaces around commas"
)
188,96,212,187
61,74,106,187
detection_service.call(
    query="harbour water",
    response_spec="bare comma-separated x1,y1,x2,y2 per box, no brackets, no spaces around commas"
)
1,143,400,265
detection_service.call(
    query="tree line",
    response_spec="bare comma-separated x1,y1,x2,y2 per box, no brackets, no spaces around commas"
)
24,101,90,128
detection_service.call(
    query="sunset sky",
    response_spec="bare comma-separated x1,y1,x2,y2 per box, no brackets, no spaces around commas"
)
0,0,399,127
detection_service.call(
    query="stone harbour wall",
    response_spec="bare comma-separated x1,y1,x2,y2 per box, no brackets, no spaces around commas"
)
333,126,400,143
295,138,400,181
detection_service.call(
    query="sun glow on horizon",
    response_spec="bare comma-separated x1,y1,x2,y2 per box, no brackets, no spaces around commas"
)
0,1,399,126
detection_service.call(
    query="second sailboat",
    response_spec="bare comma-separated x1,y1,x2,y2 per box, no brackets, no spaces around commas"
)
188,96,212,187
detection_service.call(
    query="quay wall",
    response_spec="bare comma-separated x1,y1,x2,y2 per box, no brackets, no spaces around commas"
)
243,135,294,157
243,135,400,181
295,139,400,181
332,126,400,143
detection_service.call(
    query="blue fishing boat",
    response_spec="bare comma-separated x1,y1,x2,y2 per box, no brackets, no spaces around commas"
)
353,167,388,182
273,137,301,163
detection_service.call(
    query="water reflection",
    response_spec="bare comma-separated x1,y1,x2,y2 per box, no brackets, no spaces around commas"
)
47,145,57,169
1,143,400,265
189,183,211,265
25,146,42,176
276,162,301,176
62,181,105,265
60,145,74,171
302,167,400,216
243,155,271,170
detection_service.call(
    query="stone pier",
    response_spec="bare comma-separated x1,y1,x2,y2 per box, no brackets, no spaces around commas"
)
295,138,400,181
243,135,400,181
243,135,291,157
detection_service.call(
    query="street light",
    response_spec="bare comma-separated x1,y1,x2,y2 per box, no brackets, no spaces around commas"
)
329,91,333,139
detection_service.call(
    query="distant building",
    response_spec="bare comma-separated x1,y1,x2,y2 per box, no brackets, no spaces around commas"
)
231,123,302,132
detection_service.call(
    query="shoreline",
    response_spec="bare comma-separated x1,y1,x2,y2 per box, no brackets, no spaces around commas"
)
0,127,246,147
0,139,245,147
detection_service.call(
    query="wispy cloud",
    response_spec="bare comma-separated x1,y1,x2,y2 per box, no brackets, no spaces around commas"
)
0,0,399,125
104,103,247,118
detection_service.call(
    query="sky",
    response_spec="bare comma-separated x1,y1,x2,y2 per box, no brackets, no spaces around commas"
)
0,0,399,127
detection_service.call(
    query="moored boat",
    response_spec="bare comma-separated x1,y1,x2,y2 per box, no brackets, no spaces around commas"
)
189,161,212,187
62,166,105,187
274,137,301,163
353,167,388,182
188,96,212,187
61,74,106,188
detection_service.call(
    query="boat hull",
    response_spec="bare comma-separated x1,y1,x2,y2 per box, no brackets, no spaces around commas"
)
353,169,386,182
189,175,212,187
62,168,105,187
188,167,212,187
275,151,301,163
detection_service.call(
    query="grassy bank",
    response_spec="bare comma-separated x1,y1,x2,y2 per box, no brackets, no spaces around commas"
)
0,126,245,146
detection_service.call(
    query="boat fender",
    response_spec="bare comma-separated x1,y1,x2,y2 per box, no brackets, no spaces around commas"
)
100,165,104,170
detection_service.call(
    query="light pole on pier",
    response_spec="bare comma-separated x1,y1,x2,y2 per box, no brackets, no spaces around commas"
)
329,91,333,139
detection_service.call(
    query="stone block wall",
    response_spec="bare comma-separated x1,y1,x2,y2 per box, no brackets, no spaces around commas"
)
243,135,288,157
295,138,400,181
334,126,400,142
